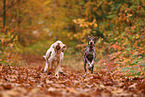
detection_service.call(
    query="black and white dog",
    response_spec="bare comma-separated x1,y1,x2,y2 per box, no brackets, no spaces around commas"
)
83,35,98,76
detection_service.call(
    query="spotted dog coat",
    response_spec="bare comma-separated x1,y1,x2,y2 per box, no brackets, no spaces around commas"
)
83,36,98,76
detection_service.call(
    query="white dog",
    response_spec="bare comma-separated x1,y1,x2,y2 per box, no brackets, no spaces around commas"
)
43,40,67,78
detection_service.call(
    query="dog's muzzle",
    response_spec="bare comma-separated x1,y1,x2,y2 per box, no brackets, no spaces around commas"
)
89,41,94,46
56,45,60,50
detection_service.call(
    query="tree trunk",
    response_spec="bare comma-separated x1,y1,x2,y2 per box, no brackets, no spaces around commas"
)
3,0,6,29
17,0,21,42
17,0,20,30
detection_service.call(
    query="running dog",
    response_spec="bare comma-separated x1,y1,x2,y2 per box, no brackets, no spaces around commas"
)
83,35,98,76
43,40,67,78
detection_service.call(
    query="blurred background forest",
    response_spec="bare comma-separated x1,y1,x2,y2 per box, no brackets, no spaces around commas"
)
0,0,145,76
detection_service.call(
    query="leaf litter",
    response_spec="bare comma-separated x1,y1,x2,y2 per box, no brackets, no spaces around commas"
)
0,55,144,97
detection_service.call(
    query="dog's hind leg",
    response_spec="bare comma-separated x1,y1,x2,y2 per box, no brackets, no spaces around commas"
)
44,51,52,72
44,58,49,72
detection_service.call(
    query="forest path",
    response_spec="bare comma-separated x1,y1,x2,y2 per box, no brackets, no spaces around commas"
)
0,55,144,97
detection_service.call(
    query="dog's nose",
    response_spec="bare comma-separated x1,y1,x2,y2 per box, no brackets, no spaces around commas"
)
56,45,60,50
90,42,93,45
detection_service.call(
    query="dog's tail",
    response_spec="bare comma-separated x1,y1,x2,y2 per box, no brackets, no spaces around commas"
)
43,56,47,60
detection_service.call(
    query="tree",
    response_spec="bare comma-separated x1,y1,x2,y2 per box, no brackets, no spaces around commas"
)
3,0,6,29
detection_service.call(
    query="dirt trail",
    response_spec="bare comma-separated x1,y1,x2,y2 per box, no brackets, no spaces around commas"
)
0,55,145,97
22,54,45,66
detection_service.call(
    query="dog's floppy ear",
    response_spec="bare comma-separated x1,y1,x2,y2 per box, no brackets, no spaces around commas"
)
62,44,67,52
52,42,57,49
52,44,55,49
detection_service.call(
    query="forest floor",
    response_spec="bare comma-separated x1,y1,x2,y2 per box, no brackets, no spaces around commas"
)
0,54,145,97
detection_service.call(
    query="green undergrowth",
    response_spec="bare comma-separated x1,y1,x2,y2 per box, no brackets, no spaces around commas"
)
17,40,54,55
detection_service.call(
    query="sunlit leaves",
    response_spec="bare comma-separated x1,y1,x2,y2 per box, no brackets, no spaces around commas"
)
73,18,97,28
71,18,98,44
0,30,20,66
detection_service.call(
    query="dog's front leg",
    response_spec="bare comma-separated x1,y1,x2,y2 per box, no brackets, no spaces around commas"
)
59,66,63,74
89,60,94,74
91,64,94,74
84,59,87,77
90,53,96,74
58,59,63,74
49,60,54,69
55,60,60,78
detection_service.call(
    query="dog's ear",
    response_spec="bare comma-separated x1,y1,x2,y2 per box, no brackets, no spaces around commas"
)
62,44,67,52
52,44,55,48
87,35,91,40
94,36,98,41
52,43,56,49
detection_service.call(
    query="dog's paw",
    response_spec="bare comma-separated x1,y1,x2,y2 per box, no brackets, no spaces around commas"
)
55,73,59,79
44,67,48,73
43,56,46,60
44,69,47,73
55,74,58,76
84,72,87,77
44,71,47,73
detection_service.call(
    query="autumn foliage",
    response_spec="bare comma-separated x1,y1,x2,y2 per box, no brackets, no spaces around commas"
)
0,0,145,96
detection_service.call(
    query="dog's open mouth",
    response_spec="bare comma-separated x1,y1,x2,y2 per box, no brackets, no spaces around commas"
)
89,43,94,46
56,45,60,50
90,44,94,46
